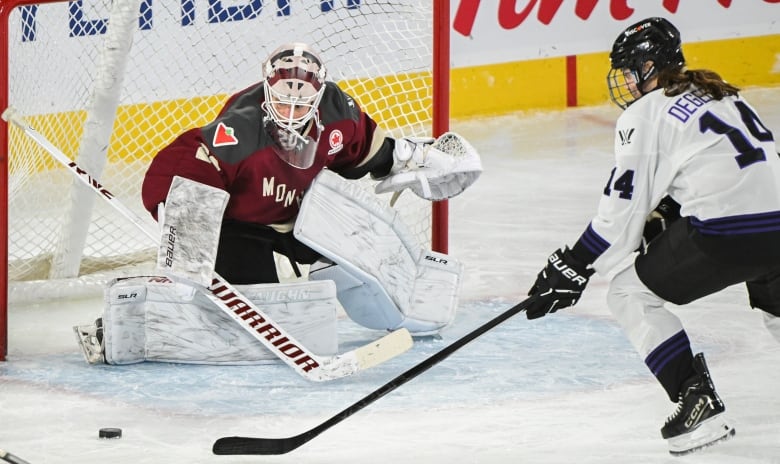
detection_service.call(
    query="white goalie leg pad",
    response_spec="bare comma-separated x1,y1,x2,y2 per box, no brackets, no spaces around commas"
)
308,260,403,330
156,175,229,287
101,276,338,365
297,170,462,335
374,132,482,201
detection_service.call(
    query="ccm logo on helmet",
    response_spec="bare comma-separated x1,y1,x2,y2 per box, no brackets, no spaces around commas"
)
548,252,588,286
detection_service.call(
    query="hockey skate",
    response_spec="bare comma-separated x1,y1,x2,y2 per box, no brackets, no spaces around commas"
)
661,353,735,455
73,318,106,365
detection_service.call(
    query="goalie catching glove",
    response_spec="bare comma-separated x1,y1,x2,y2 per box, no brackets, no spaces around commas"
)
525,247,594,320
375,132,482,201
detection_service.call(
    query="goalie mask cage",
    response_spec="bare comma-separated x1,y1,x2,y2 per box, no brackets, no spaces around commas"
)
0,0,450,361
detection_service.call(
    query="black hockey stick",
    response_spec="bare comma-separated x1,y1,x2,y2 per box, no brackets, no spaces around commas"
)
0,449,32,464
212,297,534,455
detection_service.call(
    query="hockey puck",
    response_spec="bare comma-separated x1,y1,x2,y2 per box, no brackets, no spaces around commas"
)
98,428,122,439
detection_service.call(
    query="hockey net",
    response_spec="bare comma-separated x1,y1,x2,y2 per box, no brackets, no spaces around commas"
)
0,0,449,360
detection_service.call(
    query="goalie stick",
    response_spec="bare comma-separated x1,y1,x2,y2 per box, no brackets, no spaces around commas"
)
2,107,413,382
212,297,534,455
0,449,31,464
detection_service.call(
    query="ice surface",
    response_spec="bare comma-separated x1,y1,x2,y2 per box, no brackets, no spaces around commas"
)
2,87,780,464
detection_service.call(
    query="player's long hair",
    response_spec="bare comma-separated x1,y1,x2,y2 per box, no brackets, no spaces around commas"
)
658,67,740,100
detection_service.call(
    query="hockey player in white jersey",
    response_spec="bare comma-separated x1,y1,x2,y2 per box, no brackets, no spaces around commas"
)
525,17,779,455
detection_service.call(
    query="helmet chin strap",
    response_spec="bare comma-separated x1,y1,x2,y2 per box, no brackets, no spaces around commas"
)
638,62,659,95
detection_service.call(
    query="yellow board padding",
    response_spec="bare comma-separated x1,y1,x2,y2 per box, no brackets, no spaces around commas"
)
110,95,226,162
451,34,780,118
9,96,228,173
8,112,86,174
11,73,434,172
337,72,433,129
683,34,780,86
573,52,612,107
575,34,780,108
451,58,568,118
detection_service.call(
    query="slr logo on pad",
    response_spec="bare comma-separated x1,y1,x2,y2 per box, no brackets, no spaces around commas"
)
328,129,344,155
213,122,239,147
424,254,448,265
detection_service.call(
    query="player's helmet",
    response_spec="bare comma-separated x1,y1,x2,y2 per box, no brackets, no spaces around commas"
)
261,42,327,169
607,17,685,109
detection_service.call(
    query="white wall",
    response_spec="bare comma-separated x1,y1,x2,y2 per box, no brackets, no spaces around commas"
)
451,1,779,67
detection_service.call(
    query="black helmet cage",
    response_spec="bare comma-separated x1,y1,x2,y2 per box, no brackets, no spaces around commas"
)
607,17,685,109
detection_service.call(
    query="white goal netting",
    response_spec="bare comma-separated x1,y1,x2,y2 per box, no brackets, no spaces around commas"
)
4,0,442,304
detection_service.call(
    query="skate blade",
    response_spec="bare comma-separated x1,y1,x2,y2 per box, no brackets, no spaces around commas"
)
667,415,735,456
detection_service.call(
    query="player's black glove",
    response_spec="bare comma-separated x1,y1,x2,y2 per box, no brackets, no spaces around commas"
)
639,195,681,253
525,247,594,320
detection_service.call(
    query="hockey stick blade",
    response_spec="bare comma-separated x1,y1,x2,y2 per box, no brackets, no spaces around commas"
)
306,327,413,381
212,297,534,455
0,449,32,464
1,106,413,382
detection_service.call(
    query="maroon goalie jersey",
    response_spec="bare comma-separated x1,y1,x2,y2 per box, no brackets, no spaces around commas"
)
141,81,380,227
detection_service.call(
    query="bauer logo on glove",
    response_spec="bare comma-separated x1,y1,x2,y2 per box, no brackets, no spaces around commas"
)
525,247,594,320
547,251,589,286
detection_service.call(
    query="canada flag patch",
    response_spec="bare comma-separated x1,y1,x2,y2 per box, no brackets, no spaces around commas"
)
327,129,343,155
212,122,239,147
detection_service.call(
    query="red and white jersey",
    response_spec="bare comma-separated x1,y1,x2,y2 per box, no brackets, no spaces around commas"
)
575,87,780,273
142,81,381,230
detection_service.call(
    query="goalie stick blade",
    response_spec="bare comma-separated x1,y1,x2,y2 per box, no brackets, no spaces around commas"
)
302,328,413,382
355,327,413,370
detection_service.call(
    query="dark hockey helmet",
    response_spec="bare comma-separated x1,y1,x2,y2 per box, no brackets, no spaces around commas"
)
607,17,686,109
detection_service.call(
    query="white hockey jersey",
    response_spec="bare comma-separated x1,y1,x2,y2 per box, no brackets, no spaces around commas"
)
575,87,780,274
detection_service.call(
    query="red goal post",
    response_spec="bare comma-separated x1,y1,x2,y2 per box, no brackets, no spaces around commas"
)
0,0,450,361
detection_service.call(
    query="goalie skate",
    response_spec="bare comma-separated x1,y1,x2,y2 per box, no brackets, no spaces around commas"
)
73,318,106,365
661,353,735,455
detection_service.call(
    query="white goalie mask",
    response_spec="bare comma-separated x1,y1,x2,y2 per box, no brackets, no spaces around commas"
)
261,43,327,169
